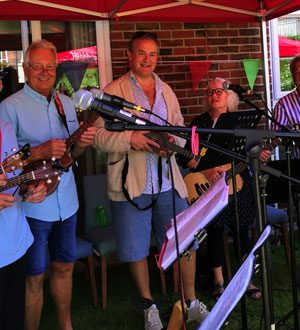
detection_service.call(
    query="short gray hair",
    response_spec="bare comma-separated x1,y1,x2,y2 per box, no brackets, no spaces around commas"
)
203,77,240,112
24,39,57,65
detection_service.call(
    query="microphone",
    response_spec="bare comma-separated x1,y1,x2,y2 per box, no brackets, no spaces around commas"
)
222,81,258,96
89,88,152,114
73,90,148,126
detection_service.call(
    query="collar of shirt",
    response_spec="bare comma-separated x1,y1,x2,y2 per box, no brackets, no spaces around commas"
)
24,83,55,105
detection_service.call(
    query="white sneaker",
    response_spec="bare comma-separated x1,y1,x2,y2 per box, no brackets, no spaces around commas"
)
187,299,209,324
144,305,163,330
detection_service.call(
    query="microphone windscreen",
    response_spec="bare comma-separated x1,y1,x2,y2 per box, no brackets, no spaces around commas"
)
73,90,93,110
90,88,104,99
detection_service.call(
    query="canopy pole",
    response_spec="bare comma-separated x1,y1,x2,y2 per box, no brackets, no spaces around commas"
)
260,18,272,118
95,21,112,89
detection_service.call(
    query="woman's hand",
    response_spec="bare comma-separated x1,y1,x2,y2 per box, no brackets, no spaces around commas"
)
202,167,224,184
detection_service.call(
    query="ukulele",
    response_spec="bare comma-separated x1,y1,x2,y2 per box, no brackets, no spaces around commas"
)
144,131,200,160
22,112,99,195
184,137,282,205
1,161,64,193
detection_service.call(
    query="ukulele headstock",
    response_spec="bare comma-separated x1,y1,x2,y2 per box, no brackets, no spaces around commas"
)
2,143,31,173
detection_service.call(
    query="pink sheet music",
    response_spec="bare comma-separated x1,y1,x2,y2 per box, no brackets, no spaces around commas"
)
158,174,229,270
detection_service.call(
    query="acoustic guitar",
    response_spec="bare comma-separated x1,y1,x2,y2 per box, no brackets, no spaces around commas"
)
184,137,282,205
22,112,99,195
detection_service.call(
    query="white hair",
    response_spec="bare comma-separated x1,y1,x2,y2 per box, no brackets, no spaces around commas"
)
24,39,58,65
204,77,240,112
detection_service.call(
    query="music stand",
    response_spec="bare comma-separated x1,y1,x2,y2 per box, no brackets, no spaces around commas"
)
197,110,262,171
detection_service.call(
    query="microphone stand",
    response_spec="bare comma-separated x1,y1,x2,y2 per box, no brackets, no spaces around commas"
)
102,116,300,329
238,93,299,330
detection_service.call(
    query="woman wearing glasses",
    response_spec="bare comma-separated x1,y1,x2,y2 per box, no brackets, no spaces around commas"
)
182,77,270,301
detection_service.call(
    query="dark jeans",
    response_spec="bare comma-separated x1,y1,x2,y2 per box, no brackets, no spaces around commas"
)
0,254,26,330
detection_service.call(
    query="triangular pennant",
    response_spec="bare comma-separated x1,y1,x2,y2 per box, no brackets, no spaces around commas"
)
242,59,261,90
189,61,212,91
61,61,89,92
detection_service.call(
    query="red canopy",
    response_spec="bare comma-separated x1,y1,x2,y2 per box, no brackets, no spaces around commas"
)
278,35,300,57
0,0,299,21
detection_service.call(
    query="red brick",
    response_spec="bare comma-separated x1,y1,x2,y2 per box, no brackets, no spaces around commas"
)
207,54,229,60
219,62,241,70
239,28,260,36
161,39,184,47
218,46,239,53
240,45,261,52
161,22,183,30
208,38,228,45
206,30,218,37
230,37,251,44
230,69,247,77
157,31,172,39
185,39,206,46
218,30,239,37
111,49,126,58
136,23,160,30
110,22,136,30
173,48,196,55
172,30,195,38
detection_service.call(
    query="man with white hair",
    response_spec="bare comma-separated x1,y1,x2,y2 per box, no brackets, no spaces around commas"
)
0,39,97,330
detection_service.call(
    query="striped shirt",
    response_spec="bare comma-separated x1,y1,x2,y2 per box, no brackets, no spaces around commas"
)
272,89,300,159
130,71,172,194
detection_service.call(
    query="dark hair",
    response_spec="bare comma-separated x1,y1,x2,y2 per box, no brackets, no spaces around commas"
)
290,55,300,78
128,31,158,52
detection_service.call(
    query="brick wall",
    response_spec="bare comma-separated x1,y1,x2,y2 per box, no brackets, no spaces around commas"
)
109,21,269,125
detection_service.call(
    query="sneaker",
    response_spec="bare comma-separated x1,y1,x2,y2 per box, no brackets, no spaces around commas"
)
187,299,209,324
144,305,163,330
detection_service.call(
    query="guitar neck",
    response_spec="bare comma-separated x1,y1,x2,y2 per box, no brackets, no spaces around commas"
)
0,171,34,192
225,162,247,181
264,137,282,151
65,112,99,148
145,132,195,159
225,137,282,182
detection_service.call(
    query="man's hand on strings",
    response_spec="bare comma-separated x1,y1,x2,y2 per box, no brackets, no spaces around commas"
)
130,131,160,153
31,139,67,161
158,134,174,158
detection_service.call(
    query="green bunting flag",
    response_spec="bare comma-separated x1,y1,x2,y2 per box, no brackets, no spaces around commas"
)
242,59,261,90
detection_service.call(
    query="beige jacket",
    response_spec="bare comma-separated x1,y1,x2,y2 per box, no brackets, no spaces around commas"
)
94,71,188,201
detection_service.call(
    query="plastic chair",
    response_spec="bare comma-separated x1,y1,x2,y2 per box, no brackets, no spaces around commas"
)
75,237,98,306
83,174,118,309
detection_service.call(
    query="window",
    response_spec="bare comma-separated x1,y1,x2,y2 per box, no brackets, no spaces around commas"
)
41,21,99,96
271,11,300,102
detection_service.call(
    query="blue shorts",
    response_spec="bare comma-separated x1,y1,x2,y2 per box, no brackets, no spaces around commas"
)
110,190,189,262
26,214,77,275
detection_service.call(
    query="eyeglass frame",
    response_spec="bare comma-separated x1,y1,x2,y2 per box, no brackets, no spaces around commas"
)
205,88,225,96
27,63,57,74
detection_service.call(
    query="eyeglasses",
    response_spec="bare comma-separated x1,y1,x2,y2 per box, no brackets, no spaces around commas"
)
28,63,57,74
205,88,225,96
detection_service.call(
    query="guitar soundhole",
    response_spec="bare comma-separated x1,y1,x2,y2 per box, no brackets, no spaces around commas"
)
201,183,209,192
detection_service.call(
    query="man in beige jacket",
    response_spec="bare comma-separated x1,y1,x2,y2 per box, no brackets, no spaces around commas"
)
94,31,209,330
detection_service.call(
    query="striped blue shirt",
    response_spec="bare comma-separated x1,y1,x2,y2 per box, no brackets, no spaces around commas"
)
130,71,172,194
272,89,300,159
